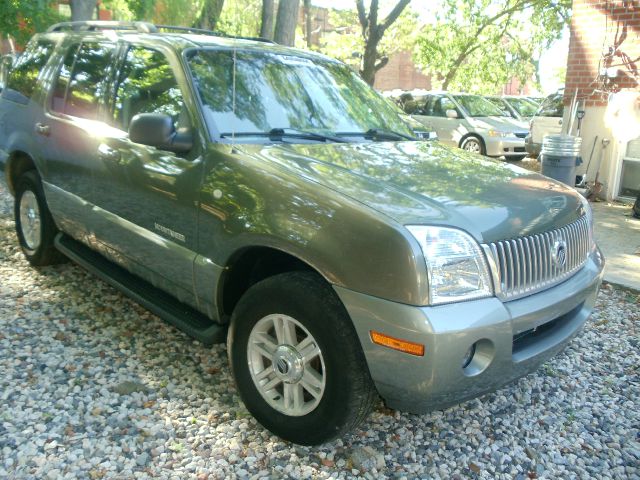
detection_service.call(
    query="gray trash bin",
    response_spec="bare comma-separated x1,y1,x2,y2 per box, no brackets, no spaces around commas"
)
540,135,583,186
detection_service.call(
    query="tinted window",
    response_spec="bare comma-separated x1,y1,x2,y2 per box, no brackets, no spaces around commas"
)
65,42,116,119
6,40,55,101
428,96,457,117
113,46,185,131
51,45,78,113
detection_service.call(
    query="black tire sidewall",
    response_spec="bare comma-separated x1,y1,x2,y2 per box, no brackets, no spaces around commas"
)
229,272,371,445
14,171,59,266
461,136,485,155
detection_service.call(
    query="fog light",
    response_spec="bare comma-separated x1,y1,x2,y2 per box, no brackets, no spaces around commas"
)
462,343,476,368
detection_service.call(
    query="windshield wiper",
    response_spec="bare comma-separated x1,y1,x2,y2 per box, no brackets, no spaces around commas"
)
337,128,417,141
220,128,349,143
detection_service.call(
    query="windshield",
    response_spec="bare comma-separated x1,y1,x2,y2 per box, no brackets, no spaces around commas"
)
453,95,510,117
505,97,538,117
187,49,415,142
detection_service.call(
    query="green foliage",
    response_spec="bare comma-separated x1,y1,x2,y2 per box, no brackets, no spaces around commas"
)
315,7,419,70
414,0,571,94
216,0,261,37
0,0,64,45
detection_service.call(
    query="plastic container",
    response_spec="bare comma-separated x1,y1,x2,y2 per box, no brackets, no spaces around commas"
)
540,135,583,186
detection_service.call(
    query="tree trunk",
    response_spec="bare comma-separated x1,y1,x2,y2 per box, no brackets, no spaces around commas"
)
70,0,96,22
361,36,380,86
196,0,225,31
260,0,275,40
304,0,312,48
274,0,300,46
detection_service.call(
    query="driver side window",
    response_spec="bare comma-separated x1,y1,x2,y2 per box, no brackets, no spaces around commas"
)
112,46,187,132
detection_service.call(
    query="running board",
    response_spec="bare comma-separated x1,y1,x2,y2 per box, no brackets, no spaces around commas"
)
55,233,226,346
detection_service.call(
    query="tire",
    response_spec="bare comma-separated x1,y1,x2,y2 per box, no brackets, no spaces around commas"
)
228,271,377,445
633,193,640,219
14,170,65,266
460,136,486,155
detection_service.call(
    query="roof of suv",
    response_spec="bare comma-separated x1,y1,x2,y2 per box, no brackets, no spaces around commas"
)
38,20,336,62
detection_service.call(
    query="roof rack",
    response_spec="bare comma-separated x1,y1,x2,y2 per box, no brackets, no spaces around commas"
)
47,21,157,33
155,25,275,43
45,21,276,44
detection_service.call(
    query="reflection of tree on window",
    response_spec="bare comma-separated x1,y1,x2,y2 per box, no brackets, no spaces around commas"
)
187,50,414,138
113,47,186,131
65,42,116,119
6,40,55,101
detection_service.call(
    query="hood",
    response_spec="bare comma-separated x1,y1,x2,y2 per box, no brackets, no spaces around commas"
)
468,116,529,133
239,141,586,243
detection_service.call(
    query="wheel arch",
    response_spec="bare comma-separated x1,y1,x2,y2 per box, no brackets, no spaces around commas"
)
458,132,486,151
5,150,39,196
217,245,326,322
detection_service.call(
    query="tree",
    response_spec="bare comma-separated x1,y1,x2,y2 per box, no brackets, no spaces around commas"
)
316,5,418,84
274,0,300,46
303,0,312,48
195,0,225,30
414,0,571,93
0,0,63,46
260,0,275,40
70,0,97,21
355,0,411,85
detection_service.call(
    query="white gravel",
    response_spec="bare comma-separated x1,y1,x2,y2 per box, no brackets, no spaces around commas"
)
0,172,639,479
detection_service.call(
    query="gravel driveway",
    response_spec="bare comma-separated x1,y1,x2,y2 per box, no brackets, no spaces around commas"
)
1,173,639,479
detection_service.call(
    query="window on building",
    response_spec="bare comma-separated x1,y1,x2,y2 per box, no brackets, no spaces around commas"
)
5,40,55,102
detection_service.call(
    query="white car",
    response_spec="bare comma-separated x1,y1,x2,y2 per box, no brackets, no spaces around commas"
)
525,92,564,157
404,92,530,160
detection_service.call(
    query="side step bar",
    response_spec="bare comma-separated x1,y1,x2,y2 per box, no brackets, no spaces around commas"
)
55,233,226,346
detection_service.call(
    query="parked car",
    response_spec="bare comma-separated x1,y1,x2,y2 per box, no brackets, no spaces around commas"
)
485,96,539,122
0,22,604,445
526,91,565,157
404,92,530,160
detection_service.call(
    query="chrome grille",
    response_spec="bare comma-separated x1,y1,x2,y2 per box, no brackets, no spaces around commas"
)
483,215,592,301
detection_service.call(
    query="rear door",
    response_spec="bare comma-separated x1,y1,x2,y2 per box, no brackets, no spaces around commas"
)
37,39,118,239
92,42,204,307
412,94,462,146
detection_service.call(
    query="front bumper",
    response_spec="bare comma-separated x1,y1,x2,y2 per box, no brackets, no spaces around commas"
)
334,247,604,413
484,136,527,157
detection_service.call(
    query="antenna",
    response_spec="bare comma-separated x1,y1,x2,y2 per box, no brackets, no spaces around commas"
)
230,1,239,154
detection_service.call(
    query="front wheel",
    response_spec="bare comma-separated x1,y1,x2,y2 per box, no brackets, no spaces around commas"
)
14,170,65,266
460,136,486,155
228,272,377,445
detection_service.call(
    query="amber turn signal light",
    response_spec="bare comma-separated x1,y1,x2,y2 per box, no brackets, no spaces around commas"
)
370,331,425,356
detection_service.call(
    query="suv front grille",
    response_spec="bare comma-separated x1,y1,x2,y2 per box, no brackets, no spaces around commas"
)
483,215,591,301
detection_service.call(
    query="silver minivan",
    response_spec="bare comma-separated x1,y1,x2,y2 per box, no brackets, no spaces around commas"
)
405,92,530,160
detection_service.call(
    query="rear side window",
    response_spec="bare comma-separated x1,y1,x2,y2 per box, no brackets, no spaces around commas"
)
51,42,116,119
5,40,55,102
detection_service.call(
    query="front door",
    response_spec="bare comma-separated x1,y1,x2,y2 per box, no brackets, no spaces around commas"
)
92,43,203,307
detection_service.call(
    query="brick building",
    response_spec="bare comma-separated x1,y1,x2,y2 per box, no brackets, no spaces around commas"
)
565,0,640,200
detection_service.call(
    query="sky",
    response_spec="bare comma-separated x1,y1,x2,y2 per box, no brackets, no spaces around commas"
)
310,0,569,95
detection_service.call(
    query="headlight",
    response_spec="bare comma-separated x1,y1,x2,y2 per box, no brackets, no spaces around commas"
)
407,226,493,305
579,195,595,249
487,129,511,138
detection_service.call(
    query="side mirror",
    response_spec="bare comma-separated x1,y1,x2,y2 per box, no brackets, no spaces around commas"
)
129,113,193,153
445,109,458,119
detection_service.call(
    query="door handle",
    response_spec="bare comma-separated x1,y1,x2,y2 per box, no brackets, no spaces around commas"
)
35,123,50,136
97,144,121,162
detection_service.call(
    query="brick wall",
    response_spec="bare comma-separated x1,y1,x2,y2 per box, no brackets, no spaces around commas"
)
374,50,431,92
566,0,640,106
